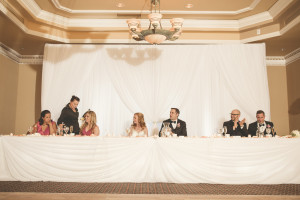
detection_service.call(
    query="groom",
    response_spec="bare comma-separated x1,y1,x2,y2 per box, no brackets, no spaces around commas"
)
159,108,187,137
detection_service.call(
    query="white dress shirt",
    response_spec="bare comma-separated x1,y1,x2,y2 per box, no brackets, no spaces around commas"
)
171,119,177,129
257,121,266,132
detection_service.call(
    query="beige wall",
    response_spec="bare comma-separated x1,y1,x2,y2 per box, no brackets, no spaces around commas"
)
0,54,42,134
266,66,290,135
0,54,295,135
286,60,300,131
15,64,42,134
0,54,19,134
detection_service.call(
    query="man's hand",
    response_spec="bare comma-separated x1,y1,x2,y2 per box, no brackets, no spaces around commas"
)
239,118,246,127
233,117,238,129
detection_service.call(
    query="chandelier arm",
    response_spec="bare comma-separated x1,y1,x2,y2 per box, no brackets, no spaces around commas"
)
130,29,145,40
169,29,182,41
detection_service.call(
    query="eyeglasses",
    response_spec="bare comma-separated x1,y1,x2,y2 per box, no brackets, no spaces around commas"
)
230,114,240,116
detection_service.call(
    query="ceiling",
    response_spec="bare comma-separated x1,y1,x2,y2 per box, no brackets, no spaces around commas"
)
0,0,299,56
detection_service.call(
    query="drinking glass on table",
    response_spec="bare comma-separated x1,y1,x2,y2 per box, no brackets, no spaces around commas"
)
266,127,272,137
259,126,264,138
256,129,260,137
64,126,69,135
56,126,60,136
70,126,73,133
27,126,33,134
218,128,223,137
223,126,227,136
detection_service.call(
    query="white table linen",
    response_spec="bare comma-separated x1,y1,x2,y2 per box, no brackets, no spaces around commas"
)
0,136,300,184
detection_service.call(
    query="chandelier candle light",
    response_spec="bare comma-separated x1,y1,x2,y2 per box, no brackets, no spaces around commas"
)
126,0,184,44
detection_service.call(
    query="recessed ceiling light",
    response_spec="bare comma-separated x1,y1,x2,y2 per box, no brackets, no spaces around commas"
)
185,4,193,9
116,3,125,8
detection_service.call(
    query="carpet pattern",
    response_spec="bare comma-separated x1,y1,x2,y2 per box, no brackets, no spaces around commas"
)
0,182,300,195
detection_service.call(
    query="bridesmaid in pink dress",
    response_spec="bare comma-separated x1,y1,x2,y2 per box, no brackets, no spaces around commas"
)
31,110,57,135
80,110,100,136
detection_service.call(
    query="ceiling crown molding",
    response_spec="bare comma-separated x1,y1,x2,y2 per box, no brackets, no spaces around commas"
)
285,47,300,65
51,0,261,15
1,41,298,66
269,0,294,17
16,0,293,31
266,56,286,66
0,43,43,64
266,48,300,67
280,15,300,35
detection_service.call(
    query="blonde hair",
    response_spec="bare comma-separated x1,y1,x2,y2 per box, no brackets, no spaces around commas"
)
80,110,97,134
131,113,146,129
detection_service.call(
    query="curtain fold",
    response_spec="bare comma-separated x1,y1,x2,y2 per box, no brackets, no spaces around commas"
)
42,44,269,136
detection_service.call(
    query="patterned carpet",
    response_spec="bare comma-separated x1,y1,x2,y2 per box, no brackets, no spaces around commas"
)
0,181,300,195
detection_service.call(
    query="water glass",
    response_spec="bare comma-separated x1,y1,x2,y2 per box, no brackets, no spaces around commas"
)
28,126,33,134
266,127,271,136
223,126,227,135
64,126,69,135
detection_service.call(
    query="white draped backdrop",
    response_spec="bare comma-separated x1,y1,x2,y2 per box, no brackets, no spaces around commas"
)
42,44,270,136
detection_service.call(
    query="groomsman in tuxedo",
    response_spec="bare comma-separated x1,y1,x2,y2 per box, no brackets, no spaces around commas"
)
223,109,247,137
248,110,275,137
159,108,187,137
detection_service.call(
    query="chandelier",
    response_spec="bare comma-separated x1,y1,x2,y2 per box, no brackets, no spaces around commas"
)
126,0,184,44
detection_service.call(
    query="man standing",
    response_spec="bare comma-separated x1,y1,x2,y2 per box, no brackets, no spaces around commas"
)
223,109,247,137
248,110,275,137
159,108,187,137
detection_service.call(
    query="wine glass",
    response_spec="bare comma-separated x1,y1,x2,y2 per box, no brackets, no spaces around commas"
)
57,126,60,136
218,128,223,137
256,129,260,137
70,126,73,133
64,126,69,135
223,126,227,136
126,128,130,136
27,126,33,134
266,127,272,137
259,126,264,138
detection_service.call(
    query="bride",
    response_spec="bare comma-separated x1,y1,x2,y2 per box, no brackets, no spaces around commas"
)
128,113,148,137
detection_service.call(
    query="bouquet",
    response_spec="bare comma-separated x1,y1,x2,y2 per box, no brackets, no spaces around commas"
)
291,130,300,137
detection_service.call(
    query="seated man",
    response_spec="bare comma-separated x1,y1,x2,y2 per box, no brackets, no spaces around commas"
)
248,110,275,137
223,109,247,137
159,108,187,137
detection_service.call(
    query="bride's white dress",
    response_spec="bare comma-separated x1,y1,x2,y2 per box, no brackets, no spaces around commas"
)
131,129,145,137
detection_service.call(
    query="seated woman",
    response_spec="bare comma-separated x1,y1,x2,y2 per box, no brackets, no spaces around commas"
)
129,113,148,137
31,110,57,135
80,110,100,136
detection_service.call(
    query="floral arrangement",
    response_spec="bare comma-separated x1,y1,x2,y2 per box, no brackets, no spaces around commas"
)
291,130,300,137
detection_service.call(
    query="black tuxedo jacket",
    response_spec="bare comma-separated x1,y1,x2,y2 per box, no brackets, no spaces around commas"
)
159,119,187,137
223,120,247,137
248,121,274,137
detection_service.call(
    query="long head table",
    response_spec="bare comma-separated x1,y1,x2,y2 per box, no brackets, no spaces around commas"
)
0,136,300,184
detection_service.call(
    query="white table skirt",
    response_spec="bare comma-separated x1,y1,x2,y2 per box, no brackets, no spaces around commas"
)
0,136,300,184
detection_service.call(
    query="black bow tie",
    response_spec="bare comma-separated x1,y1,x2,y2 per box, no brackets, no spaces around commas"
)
171,121,176,124
259,124,265,127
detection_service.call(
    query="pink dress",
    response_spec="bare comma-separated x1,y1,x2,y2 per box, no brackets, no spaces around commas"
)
36,121,56,135
82,128,93,136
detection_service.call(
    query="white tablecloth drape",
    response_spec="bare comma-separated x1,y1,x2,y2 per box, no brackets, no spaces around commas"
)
0,136,300,184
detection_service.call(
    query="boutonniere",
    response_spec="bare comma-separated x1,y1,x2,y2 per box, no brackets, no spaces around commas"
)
177,123,180,128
